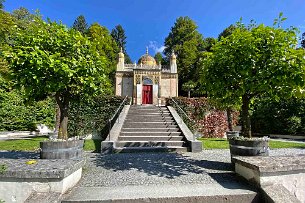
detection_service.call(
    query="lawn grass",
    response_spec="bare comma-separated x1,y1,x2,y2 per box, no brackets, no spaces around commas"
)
0,137,304,151
0,136,48,151
198,138,305,149
0,136,100,152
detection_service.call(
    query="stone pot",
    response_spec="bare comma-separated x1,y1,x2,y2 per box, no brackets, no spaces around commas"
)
40,140,84,159
226,131,239,140
229,138,269,163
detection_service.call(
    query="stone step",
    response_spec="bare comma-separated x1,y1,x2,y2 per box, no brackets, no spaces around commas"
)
125,118,174,122
120,132,182,136
118,136,184,141
127,112,171,116
123,123,178,128
113,146,188,153
62,183,259,203
121,128,180,132
115,141,185,148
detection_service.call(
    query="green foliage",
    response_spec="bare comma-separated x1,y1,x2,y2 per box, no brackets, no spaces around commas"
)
154,52,163,64
11,7,34,29
3,16,111,139
218,24,236,40
0,0,4,10
203,37,217,52
251,98,305,135
0,164,7,174
164,16,205,91
72,15,88,34
111,24,132,63
202,17,305,137
0,89,55,131
68,96,128,139
301,31,305,49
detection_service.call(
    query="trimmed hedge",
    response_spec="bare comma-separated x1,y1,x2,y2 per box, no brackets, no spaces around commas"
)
68,96,128,139
168,97,239,138
0,89,55,131
251,98,305,135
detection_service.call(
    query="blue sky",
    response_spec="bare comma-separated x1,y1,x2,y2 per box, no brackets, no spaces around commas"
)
4,0,305,62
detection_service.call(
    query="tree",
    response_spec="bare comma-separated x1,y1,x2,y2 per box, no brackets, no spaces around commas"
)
164,16,205,92
182,81,196,98
11,7,34,29
154,52,163,64
204,37,217,52
0,0,5,10
202,16,305,137
301,32,305,49
3,17,111,139
72,15,88,34
87,23,118,86
218,24,236,40
111,24,132,63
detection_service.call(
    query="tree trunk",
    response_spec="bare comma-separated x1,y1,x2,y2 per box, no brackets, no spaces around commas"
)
55,92,70,140
55,104,60,134
241,95,251,137
227,108,233,131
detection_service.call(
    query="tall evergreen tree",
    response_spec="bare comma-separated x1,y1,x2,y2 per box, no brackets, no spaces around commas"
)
111,24,132,63
0,0,5,10
72,15,88,35
154,52,163,65
301,32,305,49
164,16,204,92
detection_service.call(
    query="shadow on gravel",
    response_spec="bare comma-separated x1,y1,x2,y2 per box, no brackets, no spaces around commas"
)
93,153,233,180
0,151,39,159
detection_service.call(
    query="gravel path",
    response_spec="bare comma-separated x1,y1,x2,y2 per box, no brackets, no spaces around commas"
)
78,148,305,188
1,148,305,188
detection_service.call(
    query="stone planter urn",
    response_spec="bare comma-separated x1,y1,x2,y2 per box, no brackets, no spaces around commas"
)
40,140,84,159
226,131,239,140
229,137,269,163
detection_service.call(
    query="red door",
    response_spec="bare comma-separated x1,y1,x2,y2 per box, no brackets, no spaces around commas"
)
142,85,153,104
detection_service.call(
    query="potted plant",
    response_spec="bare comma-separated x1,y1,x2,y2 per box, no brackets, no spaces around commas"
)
201,16,305,160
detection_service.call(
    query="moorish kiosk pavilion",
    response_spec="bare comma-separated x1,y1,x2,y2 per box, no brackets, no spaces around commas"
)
115,48,178,105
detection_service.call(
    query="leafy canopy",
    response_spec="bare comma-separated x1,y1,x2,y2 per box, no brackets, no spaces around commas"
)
164,16,205,89
4,16,111,101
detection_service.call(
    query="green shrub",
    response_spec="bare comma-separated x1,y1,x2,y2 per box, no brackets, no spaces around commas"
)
0,89,55,131
251,98,305,135
68,95,128,139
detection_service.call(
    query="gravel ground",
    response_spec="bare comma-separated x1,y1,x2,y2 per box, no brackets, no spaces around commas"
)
1,148,305,188
78,148,305,188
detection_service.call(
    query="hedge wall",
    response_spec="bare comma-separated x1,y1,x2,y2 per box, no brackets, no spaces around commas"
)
168,97,239,138
251,98,305,135
0,89,55,131
68,96,128,139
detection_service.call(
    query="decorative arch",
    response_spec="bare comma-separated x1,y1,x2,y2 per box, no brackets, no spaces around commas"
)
143,77,153,85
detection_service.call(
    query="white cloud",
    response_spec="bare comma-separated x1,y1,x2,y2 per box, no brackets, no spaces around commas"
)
148,41,166,54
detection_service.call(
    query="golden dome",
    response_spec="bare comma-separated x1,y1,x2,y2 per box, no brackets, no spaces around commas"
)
138,48,157,66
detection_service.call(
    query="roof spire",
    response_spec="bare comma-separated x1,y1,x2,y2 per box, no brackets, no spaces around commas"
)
146,47,148,55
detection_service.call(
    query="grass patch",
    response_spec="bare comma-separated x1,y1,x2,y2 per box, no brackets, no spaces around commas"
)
0,136,48,151
0,137,304,152
198,138,305,149
83,139,101,152
0,136,101,152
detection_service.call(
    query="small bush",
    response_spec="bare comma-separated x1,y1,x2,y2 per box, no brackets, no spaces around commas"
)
168,97,239,138
251,98,305,135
